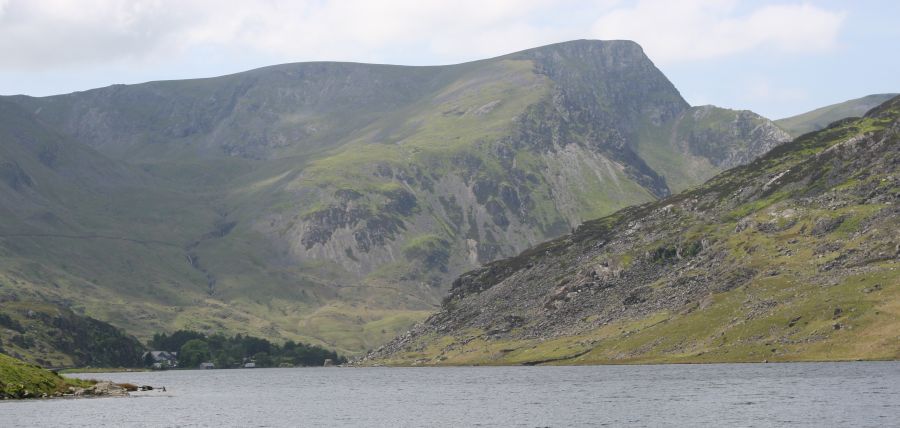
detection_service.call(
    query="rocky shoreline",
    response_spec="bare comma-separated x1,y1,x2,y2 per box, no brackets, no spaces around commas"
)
61,381,131,398
1,381,134,400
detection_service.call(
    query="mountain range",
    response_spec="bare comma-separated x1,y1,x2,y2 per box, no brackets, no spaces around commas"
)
0,39,889,363
365,95,900,365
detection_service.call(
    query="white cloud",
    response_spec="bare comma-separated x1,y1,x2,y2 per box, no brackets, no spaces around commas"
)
591,0,845,63
0,0,192,68
193,0,560,62
0,0,846,71
0,0,589,70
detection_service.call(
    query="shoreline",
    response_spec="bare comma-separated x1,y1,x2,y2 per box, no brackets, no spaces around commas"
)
0,381,133,401
57,367,150,375
354,356,900,368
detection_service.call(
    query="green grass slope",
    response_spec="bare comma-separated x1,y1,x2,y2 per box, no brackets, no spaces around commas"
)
776,93,898,138
0,353,91,399
365,95,900,366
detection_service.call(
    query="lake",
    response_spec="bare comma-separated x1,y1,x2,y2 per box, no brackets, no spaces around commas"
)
2,362,898,427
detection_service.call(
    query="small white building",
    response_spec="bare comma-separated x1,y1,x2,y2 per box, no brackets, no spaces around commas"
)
144,350,178,368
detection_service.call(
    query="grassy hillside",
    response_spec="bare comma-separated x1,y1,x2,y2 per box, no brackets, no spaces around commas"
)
0,353,92,399
0,40,788,356
0,300,144,368
366,96,900,366
776,93,898,138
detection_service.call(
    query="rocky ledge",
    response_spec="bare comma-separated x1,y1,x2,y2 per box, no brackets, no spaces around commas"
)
65,381,130,398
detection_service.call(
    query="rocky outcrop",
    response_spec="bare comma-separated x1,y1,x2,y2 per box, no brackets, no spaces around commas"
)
677,106,791,169
69,381,129,398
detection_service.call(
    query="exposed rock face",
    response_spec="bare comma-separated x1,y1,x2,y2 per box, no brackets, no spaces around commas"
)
363,96,900,365
677,106,791,169
252,41,788,291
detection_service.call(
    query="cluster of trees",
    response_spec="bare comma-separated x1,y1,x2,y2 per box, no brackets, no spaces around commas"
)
50,312,146,367
0,307,145,368
149,330,345,368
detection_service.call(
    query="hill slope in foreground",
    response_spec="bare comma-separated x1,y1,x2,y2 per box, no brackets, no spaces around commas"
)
0,40,788,356
364,96,900,366
0,353,91,399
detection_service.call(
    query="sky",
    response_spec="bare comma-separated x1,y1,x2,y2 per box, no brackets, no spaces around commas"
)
0,0,897,119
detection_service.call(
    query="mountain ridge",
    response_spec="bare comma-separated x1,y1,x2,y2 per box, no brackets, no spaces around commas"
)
1,40,790,356
776,93,899,138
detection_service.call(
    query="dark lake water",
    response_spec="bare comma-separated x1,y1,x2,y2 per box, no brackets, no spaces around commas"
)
2,362,898,427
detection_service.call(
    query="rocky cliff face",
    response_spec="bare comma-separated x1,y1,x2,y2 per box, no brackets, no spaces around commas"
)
364,96,900,365
676,106,791,169
261,41,692,290
1,40,790,354
248,41,788,293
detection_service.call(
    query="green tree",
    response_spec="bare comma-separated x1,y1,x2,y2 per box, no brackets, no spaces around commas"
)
143,352,156,367
179,339,210,368
213,351,234,369
148,329,344,369
152,330,205,352
253,352,272,367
